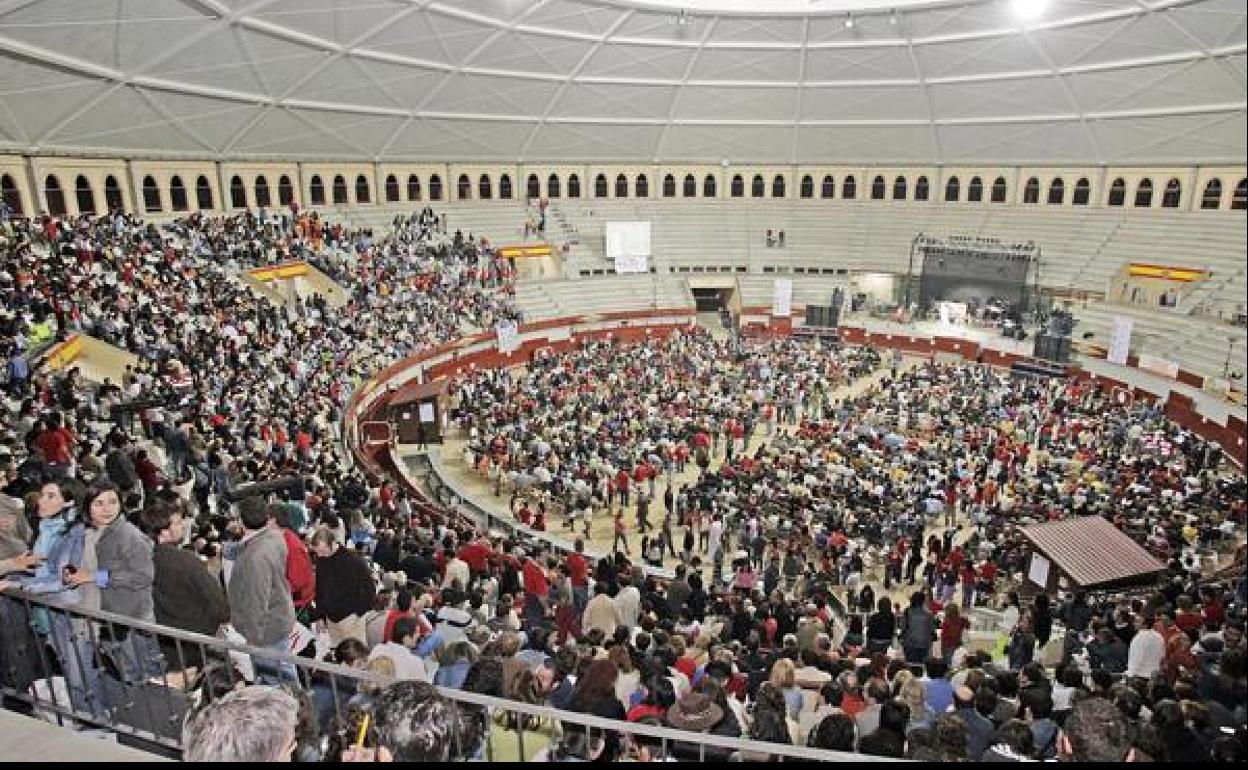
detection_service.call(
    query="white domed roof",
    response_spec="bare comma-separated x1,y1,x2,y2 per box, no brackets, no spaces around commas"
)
0,0,1242,163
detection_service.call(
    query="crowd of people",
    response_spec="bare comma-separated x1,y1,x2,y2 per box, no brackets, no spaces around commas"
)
0,202,1244,763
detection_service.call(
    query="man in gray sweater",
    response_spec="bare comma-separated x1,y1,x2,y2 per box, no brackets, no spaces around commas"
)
229,498,296,681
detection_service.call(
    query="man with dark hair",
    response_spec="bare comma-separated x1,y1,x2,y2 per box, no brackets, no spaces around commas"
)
373,680,470,762
1059,696,1135,762
858,699,909,758
808,712,856,752
854,678,891,737
140,499,229,670
228,496,296,674
1022,686,1059,760
951,685,995,760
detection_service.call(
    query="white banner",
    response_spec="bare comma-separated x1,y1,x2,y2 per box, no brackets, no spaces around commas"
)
613,253,649,274
606,221,651,274
1108,316,1133,365
1028,553,1050,588
772,278,793,318
495,320,520,354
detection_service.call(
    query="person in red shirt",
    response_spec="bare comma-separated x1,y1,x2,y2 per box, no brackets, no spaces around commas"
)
616,469,631,507
272,505,315,615
566,539,590,620
457,537,493,577
521,550,550,628
32,413,76,476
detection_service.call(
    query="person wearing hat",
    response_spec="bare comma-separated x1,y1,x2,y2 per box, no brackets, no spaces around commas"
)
666,684,738,761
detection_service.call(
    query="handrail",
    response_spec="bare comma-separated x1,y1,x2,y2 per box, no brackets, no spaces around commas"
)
0,588,892,762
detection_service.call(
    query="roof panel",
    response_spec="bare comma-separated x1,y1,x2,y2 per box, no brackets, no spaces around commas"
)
548,83,679,120
803,85,930,120
689,48,802,81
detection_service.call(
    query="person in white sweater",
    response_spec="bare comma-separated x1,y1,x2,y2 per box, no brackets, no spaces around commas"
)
1126,614,1165,680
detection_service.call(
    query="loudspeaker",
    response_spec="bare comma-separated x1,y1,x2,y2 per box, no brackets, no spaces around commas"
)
1032,333,1072,363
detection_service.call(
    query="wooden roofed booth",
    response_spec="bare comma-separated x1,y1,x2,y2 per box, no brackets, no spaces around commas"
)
1019,516,1168,596
387,378,449,446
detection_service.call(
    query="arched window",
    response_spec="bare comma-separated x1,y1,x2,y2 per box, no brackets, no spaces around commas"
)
309,175,325,206
567,174,580,198
142,175,162,212
991,176,1008,203
1134,178,1153,207
74,175,95,214
547,173,560,199
619,174,633,198
683,174,696,197
499,174,512,200
821,175,834,199
1072,178,1090,206
1162,178,1181,208
526,174,540,199
385,175,400,203
228,175,249,209
968,176,983,202
194,175,212,210
871,176,886,200
353,174,369,204
278,175,293,206
703,174,716,198
635,174,648,197
44,175,66,216
1201,179,1222,210
1023,177,1040,204
729,174,743,197
478,174,492,200
751,174,765,198
842,175,856,199
407,174,422,201
332,175,348,205
1107,178,1126,207
945,176,960,202
594,174,608,198
663,174,676,197
1,174,23,215
458,174,472,200
254,175,271,208
772,175,785,198
914,176,929,201
892,176,907,201
1232,178,1248,210
799,175,814,199
169,176,188,212
101,175,122,211
429,174,443,201
1047,178,1064,205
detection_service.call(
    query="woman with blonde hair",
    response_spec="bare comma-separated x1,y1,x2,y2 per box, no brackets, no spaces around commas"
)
768,657,804,720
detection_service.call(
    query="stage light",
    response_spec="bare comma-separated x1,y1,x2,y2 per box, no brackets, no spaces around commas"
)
1011,0,1047,22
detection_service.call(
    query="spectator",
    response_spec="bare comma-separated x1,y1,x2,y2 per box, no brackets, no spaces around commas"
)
310,526,375,646
183,686,300,762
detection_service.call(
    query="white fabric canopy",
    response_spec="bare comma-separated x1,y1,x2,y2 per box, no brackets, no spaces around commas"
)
0,0,1242,163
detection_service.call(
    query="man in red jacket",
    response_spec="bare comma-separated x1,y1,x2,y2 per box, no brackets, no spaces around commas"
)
270,503,315,617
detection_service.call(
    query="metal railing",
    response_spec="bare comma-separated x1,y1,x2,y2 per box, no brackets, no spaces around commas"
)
0,588,890,762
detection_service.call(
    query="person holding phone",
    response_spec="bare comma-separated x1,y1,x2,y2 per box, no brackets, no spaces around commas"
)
12,477,105,718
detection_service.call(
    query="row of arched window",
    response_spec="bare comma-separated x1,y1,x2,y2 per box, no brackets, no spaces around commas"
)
5,171,1246,216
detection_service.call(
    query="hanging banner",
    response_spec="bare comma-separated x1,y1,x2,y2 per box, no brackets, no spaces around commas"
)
772,278,793,318
1108,316,1132,365
495,320,520,354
